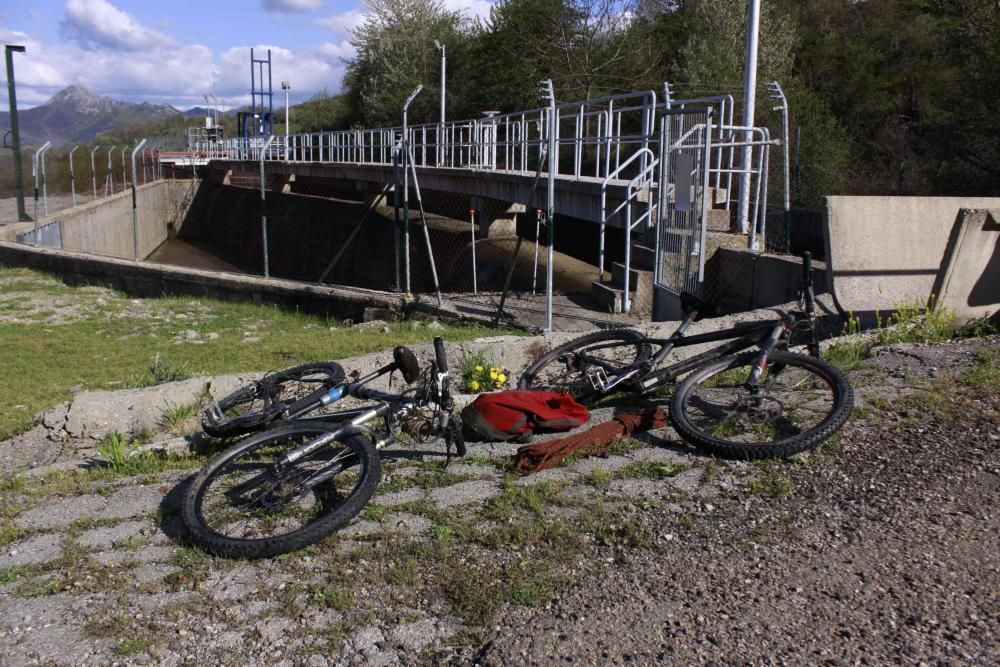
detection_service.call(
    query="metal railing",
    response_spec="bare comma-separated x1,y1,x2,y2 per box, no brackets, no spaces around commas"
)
194,90,660,184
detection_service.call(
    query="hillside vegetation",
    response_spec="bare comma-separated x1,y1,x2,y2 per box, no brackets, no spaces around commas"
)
3,0,996,206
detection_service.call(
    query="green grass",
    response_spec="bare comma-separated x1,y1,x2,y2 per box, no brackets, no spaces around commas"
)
114,637,152,656
825,300,961,372
962,349,1000,393
0,266,504,440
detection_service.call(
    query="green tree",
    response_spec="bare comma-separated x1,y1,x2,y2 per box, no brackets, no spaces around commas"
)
343,0,471,127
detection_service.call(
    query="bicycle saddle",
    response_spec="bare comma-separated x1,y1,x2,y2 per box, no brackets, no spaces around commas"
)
680,292,720,321
393,346,421,384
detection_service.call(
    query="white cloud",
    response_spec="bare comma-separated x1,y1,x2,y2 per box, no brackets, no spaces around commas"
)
442,0,494,22
215,42,350,106
262,0,325,12
316,9,366,37
60,0,174,51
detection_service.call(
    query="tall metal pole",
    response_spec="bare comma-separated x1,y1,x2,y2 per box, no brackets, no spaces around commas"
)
90,145,100,200
540,80,556,331
281,81,290,161
434,40,445,166
68,145,79,206
31,142,51,244
401,85,423,295
130,139,147,260
737,0,760,240
260,135,275,277
768,81,791,251
5,45,31,222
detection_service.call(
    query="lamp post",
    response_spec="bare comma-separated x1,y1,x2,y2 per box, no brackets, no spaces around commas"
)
5,44,31,221
433,40,446,166
281,81,290,161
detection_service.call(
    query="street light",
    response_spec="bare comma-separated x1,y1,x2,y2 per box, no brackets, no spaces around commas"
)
281,81,290,161
5,44,30,221
433,39,445,165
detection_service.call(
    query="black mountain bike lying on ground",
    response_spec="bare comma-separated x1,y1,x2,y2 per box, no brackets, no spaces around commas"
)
518,253,854,459
183,338,464,558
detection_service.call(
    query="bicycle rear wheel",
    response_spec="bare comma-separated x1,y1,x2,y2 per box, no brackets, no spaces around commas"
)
669,351,853,459
517,329,651,404
183,421,380,558
201,362,345,438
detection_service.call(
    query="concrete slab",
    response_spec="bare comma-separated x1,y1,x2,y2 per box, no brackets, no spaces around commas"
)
931,209,1000,323
822,196,1000,315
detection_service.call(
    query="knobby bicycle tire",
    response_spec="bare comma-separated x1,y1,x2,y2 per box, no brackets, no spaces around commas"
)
669,351,853,459
182,421,380,558
201,362,345,438
517,329,652,404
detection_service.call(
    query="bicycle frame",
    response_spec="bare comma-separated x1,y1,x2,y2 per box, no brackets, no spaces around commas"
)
608,252,821,395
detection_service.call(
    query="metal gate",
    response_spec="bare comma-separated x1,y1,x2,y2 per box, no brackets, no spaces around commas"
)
654,107,713,319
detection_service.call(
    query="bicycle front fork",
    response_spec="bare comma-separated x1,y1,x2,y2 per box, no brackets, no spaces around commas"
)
745,324,785,390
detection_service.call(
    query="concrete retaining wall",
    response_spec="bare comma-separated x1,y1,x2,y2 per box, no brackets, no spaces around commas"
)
702,248,827,314
823,195,1000,315
931,209,1000,323
0,241,407,321
4,181,192,260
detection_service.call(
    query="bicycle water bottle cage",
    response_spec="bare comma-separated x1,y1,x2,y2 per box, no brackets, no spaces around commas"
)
393,346,421,384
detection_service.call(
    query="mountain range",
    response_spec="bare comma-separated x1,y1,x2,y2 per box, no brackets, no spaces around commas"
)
0,86,188,147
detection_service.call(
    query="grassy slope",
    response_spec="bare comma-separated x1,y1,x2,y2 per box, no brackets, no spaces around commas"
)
0,266,502,440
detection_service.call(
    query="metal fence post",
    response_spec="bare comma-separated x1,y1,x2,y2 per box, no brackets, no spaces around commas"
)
31,142,50,245
260,135,275,277
39,143,51,216
68,145,79,207
401,85,423,294
90,146,99,201
130,139,147,260
768,81,791,251
105,146,116,196
120,146,128,192
470,209,477,294
540,79,556,331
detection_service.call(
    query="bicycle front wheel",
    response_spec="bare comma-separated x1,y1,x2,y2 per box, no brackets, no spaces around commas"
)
517,329,651,404
183,422,380,558
669,351,853,459
201,362,345,438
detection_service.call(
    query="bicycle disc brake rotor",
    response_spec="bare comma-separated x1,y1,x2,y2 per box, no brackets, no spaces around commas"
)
735,391,784,424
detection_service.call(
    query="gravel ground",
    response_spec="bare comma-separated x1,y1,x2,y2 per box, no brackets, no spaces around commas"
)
472,336,1000,665
0,335,997,665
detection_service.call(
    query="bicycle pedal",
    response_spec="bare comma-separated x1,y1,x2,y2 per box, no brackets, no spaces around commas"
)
586,367,609,391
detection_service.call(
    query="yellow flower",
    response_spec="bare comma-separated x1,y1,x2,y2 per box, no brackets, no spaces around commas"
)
470,380,480,391
474,365,483,372
497,373,507,384
489,370,498,380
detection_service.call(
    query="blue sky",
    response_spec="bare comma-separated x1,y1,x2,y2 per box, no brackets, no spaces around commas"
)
0,0,493,109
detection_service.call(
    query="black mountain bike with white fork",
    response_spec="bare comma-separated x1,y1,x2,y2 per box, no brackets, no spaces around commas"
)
518,253,853,459
182,338,463,559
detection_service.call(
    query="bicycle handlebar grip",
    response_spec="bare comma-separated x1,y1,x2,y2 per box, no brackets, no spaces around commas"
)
433,337,448,373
